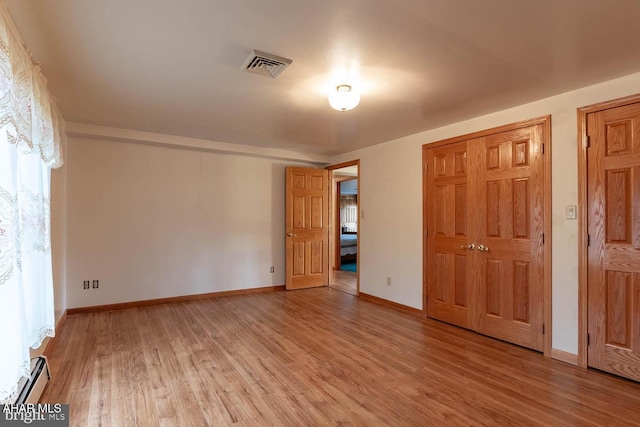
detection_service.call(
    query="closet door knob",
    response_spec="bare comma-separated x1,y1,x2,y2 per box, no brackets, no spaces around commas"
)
287,232,297,237
477,244,489,252
461,244,475,250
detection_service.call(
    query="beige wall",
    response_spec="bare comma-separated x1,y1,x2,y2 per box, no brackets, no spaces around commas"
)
330,71,640,356
65,137,316,308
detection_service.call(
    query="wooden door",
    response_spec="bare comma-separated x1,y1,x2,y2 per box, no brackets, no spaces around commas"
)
426,141,473,328
285,167,329,290
474,125,545,351
424,119,547,352
587,103,640,381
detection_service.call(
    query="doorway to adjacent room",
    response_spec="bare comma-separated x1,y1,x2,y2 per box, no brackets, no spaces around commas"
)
328,161,360,295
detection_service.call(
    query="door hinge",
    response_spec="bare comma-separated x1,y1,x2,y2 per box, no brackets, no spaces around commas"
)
541,143,545,154
586,135,591,148
542,324,545,335
542,233,545,244
425,229,428,238
587,333,591,346
587,234,591,246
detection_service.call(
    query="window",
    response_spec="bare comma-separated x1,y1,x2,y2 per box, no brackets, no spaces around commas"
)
0,5,64,403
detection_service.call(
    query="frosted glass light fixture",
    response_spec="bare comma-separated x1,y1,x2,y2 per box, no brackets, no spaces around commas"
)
328,84,360,111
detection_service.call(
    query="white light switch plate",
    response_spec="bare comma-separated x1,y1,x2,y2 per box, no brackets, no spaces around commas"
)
566,205,577,220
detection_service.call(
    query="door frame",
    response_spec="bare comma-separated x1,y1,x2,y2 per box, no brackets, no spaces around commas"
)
422,115,552,357
577,93,640,368
326,160,360,295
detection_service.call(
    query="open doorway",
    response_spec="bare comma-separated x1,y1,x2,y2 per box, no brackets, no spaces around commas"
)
327,161,359,295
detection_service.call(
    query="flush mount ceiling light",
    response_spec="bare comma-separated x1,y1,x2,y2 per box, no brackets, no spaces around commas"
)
328,84,360,112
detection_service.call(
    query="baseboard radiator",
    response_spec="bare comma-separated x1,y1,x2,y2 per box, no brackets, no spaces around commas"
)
14,357,50,404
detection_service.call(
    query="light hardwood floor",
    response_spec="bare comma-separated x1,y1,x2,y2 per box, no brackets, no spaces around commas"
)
330,269,357,295
44,288,640,426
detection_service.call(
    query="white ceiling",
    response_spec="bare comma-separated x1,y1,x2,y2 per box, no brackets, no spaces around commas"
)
6,0,640,156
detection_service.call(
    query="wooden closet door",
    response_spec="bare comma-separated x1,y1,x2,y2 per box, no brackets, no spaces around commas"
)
425,120,547,352
474,125,545,351
587,103,640,381
426,141,473,328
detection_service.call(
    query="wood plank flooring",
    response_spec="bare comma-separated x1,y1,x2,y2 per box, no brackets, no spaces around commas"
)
330,269,357,295
44,288,640,426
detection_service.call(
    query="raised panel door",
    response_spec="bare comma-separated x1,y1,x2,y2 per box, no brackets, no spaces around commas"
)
587,103,640,381
474,125,544,351
286,167,329,290
425,121,546,353
426,141,473,328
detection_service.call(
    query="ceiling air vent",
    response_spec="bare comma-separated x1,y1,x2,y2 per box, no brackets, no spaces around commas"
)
241,50,292,78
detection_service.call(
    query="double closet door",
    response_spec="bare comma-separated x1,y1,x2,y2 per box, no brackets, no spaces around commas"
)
425,122,546,351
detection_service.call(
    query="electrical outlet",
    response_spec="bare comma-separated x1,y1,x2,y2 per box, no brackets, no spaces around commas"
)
83,280,90,290
270,266,275,273
386,277,392,286
92,280,99,289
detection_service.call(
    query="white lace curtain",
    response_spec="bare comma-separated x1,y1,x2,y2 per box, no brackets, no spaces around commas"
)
0,1,64,403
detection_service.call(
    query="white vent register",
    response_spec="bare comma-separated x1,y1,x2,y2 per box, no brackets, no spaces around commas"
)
241,50,292,78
